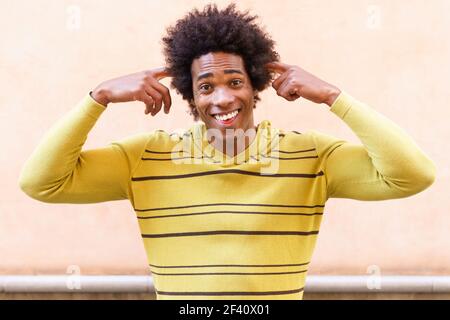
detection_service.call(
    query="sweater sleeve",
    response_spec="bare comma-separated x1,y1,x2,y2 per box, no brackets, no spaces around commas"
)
310,91,436,200
18,93,149,204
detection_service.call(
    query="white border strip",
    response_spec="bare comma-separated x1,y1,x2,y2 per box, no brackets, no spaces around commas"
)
1,275,450,293
305,275,450,293
0,276,154,293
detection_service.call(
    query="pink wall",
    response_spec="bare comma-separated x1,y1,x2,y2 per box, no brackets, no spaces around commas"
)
1,0,448,276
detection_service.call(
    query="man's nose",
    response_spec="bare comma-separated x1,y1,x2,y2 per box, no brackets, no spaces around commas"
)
211,87,234,107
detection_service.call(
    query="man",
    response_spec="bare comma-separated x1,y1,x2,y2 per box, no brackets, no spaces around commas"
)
19,4,435,300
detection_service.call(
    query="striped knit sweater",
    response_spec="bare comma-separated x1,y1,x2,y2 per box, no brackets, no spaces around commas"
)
19,91,436,299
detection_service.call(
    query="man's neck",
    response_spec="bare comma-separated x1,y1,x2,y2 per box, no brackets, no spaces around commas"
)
208,125,257,158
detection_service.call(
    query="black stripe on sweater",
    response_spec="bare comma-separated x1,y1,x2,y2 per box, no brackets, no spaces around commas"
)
132,170,324,181
135,202,325,212
142,230,319,238
149,262,310,268
156,287,304,296
144,147,315,154
137,210,323,220
140,155,318,161
150,270,307,276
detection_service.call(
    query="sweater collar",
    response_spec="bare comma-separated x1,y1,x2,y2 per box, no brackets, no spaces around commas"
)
188,120,279,167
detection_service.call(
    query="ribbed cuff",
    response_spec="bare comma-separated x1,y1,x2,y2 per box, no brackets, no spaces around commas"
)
77,92,107,120
329,91,356,119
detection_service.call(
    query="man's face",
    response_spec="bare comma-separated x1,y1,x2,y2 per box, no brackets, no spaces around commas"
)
191,51,257,136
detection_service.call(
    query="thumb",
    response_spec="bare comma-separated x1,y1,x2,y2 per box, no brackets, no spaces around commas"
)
265,61,290,74
152,66,172,80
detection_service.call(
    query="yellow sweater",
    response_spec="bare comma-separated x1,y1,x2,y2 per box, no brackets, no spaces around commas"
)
19,91,435,299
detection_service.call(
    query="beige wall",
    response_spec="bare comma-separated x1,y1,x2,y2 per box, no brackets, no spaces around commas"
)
1,0,448,277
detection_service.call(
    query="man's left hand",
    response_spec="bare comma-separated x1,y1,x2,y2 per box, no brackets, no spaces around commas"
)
265,61,341,107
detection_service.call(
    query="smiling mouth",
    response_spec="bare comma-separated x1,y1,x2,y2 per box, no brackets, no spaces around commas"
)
211,108,241,125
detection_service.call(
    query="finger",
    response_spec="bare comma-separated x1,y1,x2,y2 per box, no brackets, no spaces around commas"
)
149,79,172,114
265,61,291,74
145,97,155,115
145,100,154,114
151,66,172,81
272,71,289,91
287,90,301,101
145,85,163,115
278,81,301,101
137,92,154,114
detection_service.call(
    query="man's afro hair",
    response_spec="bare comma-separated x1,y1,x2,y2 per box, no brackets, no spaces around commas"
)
162,3,280,121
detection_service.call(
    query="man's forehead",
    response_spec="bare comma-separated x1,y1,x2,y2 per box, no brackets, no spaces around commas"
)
191,52,245,74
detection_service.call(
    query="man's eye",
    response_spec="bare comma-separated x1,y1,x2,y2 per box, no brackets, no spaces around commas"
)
231,79,242,86
199,84,211,91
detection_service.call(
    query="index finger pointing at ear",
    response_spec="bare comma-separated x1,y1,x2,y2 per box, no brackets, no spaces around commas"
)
152,66,172,80
265,61,291,74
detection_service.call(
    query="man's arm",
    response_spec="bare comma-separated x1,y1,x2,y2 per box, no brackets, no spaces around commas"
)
265,61,436,200
312,92,436,200
18,94,148,203
19,67,173,204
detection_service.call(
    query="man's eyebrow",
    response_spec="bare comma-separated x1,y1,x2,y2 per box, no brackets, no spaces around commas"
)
196,69,244,82
224,69,244,76
196,72,213,82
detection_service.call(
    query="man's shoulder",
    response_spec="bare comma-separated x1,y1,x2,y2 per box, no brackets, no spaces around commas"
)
112,127,190,155
271,123,346,156
126,126,190,141
275,128,313,152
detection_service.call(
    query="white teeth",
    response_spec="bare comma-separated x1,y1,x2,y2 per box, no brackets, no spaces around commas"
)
214,110,238,121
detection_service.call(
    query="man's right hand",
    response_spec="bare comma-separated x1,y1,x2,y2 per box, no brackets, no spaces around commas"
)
91,67,172,116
